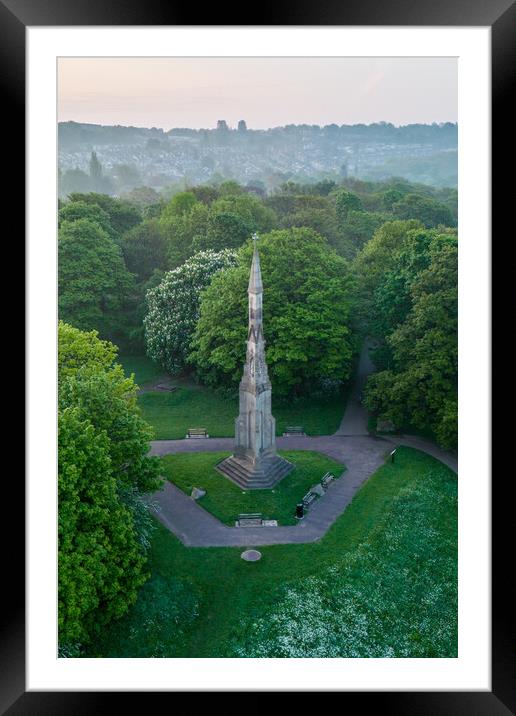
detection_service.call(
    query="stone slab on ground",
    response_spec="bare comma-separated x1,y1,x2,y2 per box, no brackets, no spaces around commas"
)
191,487,206,500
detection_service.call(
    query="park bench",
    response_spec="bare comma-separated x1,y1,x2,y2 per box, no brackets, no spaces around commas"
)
155,383,177,392
283,426,306,436
321,472,335,489
301,491,318,509
186,427,209,439
236,512,263,527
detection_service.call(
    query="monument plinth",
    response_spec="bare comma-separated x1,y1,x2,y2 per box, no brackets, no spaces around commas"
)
217,236,294,489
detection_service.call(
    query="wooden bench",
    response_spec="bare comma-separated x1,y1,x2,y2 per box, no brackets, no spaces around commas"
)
321,472,335,489
283,426,306,436
302,491,318,509
186,428,209,439
155,384,177,392
236,512,263,527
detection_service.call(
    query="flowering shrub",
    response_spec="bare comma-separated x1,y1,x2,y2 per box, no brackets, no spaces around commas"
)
144,249,237,374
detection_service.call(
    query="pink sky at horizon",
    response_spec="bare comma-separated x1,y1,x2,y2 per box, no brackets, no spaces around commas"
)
58,57,457,130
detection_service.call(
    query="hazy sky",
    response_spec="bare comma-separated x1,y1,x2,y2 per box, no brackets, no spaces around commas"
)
58,57,457,130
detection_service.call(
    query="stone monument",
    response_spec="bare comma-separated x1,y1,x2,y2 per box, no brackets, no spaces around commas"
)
217,235,294,489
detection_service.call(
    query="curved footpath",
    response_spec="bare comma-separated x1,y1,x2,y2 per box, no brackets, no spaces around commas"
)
147,341,457,547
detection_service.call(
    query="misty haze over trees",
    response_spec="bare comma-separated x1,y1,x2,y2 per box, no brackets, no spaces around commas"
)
58,120,457,198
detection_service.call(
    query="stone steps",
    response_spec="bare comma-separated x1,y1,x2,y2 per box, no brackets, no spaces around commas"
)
217,455,293,489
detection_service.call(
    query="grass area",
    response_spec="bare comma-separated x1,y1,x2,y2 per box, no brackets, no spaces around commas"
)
86,447,457,658
138,388,346,439
118,354,165,387
162,450,344,526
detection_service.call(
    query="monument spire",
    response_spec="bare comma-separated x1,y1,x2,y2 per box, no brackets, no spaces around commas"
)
216,235,293,489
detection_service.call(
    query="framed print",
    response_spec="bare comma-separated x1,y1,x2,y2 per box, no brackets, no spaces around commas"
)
6,0,508,710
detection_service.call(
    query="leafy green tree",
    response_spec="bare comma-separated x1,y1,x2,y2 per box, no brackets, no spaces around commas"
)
58,200,118,242
68,193,141,237
58,321,163,493
189,228,355,397
192,212,251,252
335,190,363,224
367,228,444,368
161,191,198,220
210,193,277,233
381,188,404,211
58,219,135,337
279,204,341,251
121,219,168,282
58,320,118,381
364,236,457,448
353,220,423,320
392,193,455,228
58,322,163,649
144,249,238,374
189,185,220,204
58,407,147,646
160,201,210,268
340,210,391,257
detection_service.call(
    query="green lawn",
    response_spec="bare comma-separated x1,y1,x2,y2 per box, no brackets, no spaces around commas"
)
118,354,165,388
162,450,344,525
138,388,346,439
85,447,458,658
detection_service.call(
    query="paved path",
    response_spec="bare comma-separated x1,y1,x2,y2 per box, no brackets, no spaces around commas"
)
147,341,457,547
335,337,376,436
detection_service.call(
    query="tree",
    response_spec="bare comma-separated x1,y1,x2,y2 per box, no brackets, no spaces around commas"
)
364,235,458,448
161,191,198,221
89,151,102,181
58,322,163,649
88,151,113,194
192,212,252,252
120,186,163,209
58,320,118,381
58,200,118,242
58,407,147,646
144,249,238,374
210,193,277,233
58,218,135,337
111,163,142,191
392,193,455,228
160,201,210,268
68,193,141,237
340,210,391,257
353,220,423,323
366,227,445,368
58,321,163,493
335,189,362,224
189,228,356,397
121,219,168,282
59,169,92,197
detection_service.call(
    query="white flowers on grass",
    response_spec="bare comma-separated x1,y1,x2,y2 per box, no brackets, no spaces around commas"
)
229,470,457,658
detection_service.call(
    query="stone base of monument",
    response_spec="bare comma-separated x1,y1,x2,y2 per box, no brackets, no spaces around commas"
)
216,454,294,489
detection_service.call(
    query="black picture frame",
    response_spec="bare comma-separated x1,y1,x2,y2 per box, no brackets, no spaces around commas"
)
8,0,506,711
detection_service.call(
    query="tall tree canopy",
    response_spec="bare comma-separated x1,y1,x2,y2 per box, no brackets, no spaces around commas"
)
58,218,135,338
189,228,356,397
58,322,163,649
364,235,458,448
